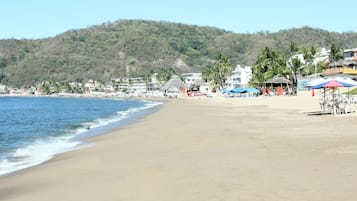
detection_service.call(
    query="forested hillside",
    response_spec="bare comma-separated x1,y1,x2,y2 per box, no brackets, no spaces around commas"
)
1,19,357,87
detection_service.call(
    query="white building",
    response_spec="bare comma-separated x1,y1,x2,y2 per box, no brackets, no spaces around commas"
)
314,47,329,65
111,77,146,93
147,73,161,91
84,79,102,92
129,77,147,93
181,73,202,87
0,84,9,94
226,64,252,89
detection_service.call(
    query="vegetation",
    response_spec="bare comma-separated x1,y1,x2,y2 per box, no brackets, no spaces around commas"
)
346,88,357,95
157,67,177,82
202,53,233,90
251,42,332,94
1,20,357,87
250,47,287,84
329,43,344,62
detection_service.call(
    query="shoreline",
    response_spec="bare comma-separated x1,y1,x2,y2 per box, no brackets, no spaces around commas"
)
0,97,164,177
1,94,357,201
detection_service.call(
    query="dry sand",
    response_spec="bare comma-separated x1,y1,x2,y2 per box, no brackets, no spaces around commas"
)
1,92,357,201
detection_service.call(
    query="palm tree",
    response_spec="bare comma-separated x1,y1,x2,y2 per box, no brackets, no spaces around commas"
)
289,42,299,54
288,57,303,85
0,58,7,83
202,53,233,90
329,43,344,62
251,47,287,84
157,67,177,82
287,57,303,95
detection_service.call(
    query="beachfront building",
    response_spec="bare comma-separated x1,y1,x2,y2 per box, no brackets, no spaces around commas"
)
181,73,202,86
321,60,357,78
129,77,147,94
147,73,161,91
0,84,9,94
112,77,147,94
181,72,216,96
181,73,202,95
343,48,357,61
320,47,357,78
84,79,104,92
226,64,252,89
298,48,357,90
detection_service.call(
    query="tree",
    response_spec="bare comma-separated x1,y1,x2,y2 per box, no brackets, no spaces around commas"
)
157,67,177,82
250,47,287,85
0,58,7,83
288,57,303,87
299,45,318,76
201,53,233,90
329,43,343,62
289,42,299,54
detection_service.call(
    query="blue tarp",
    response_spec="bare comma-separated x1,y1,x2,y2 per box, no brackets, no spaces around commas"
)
231,87,247,93
222,89,232,94
222,87,260,94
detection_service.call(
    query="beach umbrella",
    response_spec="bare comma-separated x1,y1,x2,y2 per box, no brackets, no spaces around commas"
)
335,77,357,86
305,77,330,87
311,79,355,89
335,77,357,100
322,80,344,88
311,79,356,114
307,77,357,88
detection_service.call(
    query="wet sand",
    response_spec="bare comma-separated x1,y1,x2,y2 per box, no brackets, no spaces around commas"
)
1,92,357,201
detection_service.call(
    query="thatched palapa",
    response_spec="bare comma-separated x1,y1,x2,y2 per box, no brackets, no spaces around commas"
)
162,75,187,93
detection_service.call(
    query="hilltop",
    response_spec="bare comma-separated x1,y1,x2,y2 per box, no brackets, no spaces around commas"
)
1,19,357,87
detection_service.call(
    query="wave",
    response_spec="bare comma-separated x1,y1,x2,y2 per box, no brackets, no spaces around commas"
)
0,136,81,176
74,100,163,132
0,100,163,176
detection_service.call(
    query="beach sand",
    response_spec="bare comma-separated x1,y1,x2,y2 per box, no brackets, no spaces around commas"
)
1,92,357,201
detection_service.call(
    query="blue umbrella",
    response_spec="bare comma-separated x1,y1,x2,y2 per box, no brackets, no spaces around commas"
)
231,87,247,93
311,79,356,114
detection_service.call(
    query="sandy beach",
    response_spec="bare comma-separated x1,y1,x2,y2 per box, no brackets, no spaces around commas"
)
1,92,357,201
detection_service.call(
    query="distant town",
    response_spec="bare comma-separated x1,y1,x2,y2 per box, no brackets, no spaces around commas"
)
1,47,357,98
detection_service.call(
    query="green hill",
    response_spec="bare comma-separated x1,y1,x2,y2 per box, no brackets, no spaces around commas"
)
1,20,357,87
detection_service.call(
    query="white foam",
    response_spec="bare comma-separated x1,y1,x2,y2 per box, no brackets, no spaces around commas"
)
0,137,81,176
75,100,163,131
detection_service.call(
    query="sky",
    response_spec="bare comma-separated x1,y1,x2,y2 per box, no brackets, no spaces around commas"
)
1,0,357,39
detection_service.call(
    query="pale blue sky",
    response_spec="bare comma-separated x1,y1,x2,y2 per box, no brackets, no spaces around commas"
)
1,0,356,39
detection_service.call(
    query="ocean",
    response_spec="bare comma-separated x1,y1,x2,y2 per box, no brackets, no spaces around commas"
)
0,96,162,176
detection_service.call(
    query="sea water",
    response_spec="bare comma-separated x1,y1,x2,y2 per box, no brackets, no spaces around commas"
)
0,96,162,176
